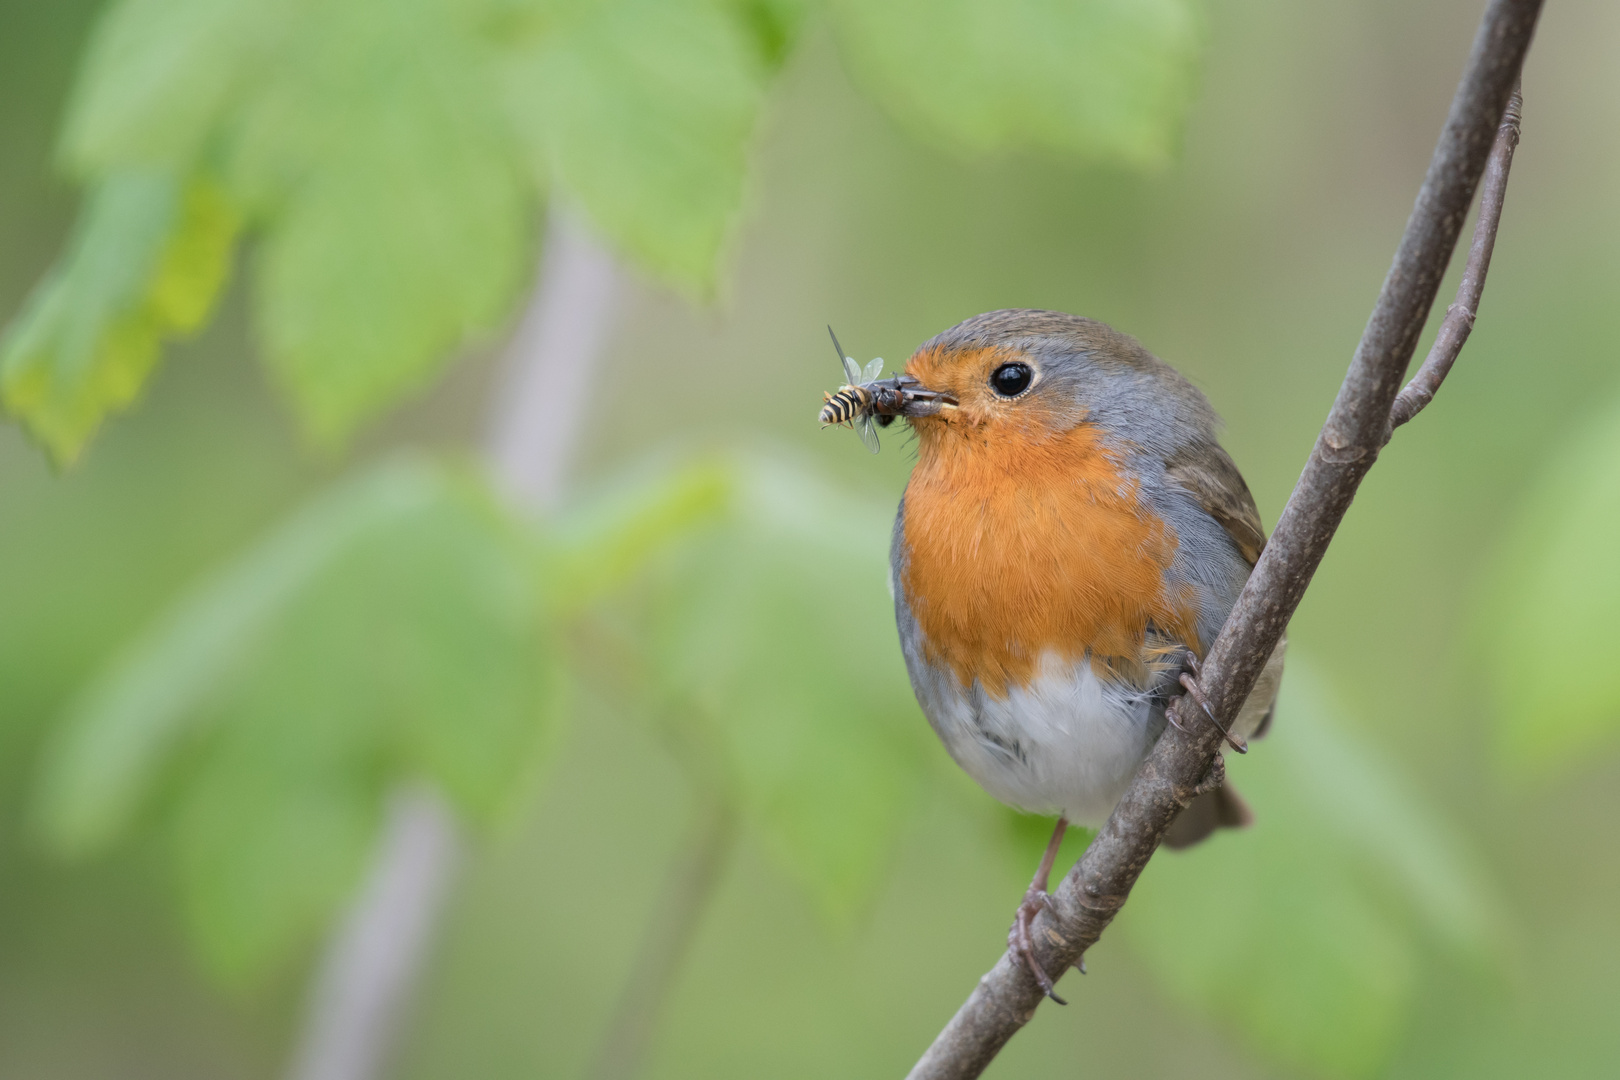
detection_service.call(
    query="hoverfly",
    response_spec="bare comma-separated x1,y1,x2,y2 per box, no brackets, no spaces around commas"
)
820,327,899,454
818,327,958,453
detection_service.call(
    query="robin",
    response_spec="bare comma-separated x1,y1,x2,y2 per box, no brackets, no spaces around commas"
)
879,310,1285,1001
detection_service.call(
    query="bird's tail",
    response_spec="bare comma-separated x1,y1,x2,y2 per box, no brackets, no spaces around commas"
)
1161,782,1253,849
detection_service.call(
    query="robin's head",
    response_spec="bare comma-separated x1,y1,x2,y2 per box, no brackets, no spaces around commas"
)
898,309,1218,458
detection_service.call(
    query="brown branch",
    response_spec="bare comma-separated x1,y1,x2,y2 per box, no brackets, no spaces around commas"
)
1389,84,1523,431
905,3,1541,1077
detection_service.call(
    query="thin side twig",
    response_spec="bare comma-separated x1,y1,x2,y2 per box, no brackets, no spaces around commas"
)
905,3,1541,1077
1389,84,1524,431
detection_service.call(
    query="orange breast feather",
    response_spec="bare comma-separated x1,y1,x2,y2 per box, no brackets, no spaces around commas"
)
901,421,1200,697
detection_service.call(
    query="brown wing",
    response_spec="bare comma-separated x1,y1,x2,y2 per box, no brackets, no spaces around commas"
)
1165,440,1286,776
1162,444,1276,849
1166,441,1266,567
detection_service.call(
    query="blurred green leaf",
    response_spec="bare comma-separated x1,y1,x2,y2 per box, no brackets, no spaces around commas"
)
33,459,434,857
502,0,767,293
173,713,381,982
13,0,1214,459
639,449,931,920
725,0,811,68
58,0,285,174
1480,398,1620,778
0,170,237,463
1120,659,1503,1079
33,0,537,448
548,454,733,614
230,0,531,442
828,0,1204,168
33,456,558,980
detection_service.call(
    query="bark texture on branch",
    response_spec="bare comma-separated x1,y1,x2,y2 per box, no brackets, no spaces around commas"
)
906,3,1541,1077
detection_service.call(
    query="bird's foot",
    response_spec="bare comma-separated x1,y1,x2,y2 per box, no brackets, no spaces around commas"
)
1177,652,1247,754
1008,888,1067,1005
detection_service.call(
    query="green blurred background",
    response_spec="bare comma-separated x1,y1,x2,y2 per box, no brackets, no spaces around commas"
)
3,0,1619,1077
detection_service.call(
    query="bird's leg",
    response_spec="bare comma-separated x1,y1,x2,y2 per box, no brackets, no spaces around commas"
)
1178,651,1248,754
1009,816,1070,1005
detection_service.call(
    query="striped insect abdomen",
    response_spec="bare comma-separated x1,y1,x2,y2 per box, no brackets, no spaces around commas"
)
820,386,872,426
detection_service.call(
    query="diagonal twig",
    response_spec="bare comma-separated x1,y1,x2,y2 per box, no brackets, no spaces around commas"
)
905,3,1540,1077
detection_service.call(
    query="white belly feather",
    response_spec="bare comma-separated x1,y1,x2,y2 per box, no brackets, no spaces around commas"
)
909,650,1166,825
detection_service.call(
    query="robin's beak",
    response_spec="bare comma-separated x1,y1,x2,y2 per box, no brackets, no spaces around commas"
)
885,374,957,418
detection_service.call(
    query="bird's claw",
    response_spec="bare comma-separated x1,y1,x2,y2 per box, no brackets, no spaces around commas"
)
1009,887,1067,1005
1177,663,1248,755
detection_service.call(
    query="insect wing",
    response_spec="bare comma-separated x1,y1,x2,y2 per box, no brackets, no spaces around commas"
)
855,412,881,454
863,357,883,382
841,355,862,386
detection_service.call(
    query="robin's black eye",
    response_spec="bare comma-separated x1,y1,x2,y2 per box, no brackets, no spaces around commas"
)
990,362,1033,398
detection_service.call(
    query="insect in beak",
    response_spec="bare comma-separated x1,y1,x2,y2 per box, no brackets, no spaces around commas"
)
820,327,957,453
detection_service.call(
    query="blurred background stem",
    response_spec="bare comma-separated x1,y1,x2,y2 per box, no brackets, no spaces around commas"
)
283,787,462,1080
283,207,624,1080
586,792,738,1080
